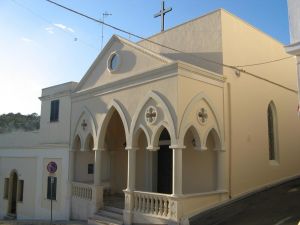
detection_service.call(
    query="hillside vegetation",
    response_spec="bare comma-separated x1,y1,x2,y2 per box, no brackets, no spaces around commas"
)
0,113,40,133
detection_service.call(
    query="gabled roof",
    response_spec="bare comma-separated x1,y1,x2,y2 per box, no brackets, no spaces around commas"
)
74,35,173,92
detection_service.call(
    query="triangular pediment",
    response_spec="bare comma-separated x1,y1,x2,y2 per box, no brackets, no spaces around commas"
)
75,35,172,92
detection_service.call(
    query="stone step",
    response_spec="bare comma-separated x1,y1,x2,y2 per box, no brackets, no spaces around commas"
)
103,206,123,215
88,207,123,225
88,215,122,225
4,214,16,220
96,210,123,221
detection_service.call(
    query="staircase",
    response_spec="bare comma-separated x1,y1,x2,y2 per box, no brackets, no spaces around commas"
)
4,213,16,220
88,206,123,225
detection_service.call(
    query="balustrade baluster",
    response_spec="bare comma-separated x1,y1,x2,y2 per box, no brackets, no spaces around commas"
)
134,194,138,211
141,195,145,212
154,197,159,215
139,195,143,212
163,199,168,216
150,196,154,214
159,198,163,216
146,196,150,213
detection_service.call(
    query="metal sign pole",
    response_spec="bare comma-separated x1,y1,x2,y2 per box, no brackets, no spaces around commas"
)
50,176,54,225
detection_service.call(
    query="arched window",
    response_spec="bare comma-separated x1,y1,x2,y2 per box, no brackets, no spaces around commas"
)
267,102,278,161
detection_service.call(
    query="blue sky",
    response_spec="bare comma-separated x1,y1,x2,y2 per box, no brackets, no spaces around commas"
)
0,0,290,114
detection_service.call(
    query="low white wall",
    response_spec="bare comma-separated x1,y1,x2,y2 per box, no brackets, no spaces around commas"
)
0,147,70,220
0,131,40,148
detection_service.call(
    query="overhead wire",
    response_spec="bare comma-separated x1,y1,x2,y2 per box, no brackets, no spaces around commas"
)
236,56,294,68
43,0,298,93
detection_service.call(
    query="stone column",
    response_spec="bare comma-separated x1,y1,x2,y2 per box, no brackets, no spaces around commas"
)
126,147,138,191
124,147,138,225
93,148,105,212
171,146,183,196
93,148,104,186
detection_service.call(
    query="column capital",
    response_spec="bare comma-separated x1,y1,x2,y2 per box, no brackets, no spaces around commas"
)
146,146,160,151
169,145,185,150
93,147,106,151
125,147,139,151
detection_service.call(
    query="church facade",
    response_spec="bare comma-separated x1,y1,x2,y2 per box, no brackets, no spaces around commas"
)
1,9,300,225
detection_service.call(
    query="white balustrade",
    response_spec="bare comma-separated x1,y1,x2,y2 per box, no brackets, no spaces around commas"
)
72,182,93,201
133,191,170,218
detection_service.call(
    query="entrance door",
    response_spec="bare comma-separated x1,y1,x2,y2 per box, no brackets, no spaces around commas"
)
157,145,172,194
9,171,18,215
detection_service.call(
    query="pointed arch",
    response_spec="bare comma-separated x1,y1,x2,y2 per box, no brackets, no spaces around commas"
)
84,133,94,151
132,124,151,148
203,127,222,151
129,91,176,147
72,134,82,151
179,92,224,149
97,99,130,149
72,106,97,143
151,122,172,148
180,123,202,150
267,101,279,161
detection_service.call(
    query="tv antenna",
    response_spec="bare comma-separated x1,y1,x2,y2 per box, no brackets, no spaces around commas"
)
101,11,112,50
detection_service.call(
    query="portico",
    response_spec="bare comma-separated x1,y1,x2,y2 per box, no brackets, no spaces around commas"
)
68,35,228,223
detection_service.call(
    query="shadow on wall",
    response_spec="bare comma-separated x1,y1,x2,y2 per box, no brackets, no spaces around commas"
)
162,52,223,74
118,50,137,74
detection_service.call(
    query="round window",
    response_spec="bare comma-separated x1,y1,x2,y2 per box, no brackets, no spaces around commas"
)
108,52,120,72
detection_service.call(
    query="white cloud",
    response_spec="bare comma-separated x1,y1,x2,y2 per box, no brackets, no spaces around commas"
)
20,37,33,43
53,23,75,33
45,27,54,34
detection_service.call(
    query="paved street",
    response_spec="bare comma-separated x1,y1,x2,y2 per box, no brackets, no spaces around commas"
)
190,178,300,225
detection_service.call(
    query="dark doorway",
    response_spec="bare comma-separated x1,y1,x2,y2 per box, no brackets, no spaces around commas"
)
157,145,173,194
9,171,18,215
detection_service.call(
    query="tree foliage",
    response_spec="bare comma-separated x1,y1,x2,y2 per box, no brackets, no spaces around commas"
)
0,113,40,133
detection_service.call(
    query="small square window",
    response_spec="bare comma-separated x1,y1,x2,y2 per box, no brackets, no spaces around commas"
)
50,100,59,122
88,164,94,174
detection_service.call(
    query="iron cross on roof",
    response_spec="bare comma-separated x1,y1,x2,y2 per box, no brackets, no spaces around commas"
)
154,0,172,32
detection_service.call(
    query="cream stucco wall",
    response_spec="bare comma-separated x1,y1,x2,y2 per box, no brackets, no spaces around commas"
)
220,10,300,197
139,10,223,74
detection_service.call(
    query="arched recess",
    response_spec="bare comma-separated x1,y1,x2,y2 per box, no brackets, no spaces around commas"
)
267,101,279,161
202,127,222,151
96,102,128,195
180,124,202,150
97,99,130,149
178,92,224,150
72,107,97,147
134,127,151,191
73,133,94,183
72,134,82,151
182,125,218,194
129,91,177,148
132,125,151,148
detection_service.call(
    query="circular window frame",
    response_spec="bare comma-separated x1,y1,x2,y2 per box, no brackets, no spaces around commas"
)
107,51,121,73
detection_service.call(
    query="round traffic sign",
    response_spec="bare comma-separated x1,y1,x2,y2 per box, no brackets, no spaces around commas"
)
47,161,57,174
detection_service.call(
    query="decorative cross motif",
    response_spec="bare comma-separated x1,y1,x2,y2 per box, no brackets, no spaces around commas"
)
198,108,208,123
145,107,157,124
154,0,172,32
81,119,87,130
